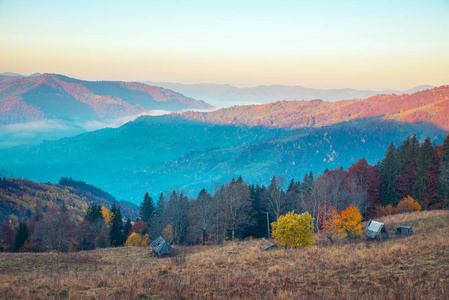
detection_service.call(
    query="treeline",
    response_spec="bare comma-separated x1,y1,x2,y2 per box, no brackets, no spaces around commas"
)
2,134,448,251
137,133,449,245
0,201,134,252
59,177,116,203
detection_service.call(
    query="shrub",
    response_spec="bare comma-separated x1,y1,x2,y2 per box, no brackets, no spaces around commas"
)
397,196,421,213
271,211,314,248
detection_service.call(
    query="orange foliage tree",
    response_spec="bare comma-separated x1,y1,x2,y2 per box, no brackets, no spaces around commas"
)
335,205,363,239
318,205,339,244
397,196,421,213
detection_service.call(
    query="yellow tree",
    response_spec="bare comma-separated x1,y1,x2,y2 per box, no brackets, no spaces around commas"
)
101,206,114,228
335,205,363,239
271,211,314,248
125,233,150,247
163,224,173,244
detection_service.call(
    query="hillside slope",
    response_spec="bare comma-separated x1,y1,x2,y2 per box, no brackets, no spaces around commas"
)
0,178,138,222
1,210,447,298
182,85,449,130
0,74,212,125
0,114,445,203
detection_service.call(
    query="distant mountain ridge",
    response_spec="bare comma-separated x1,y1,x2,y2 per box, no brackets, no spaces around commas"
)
181,86,449,130
145,80,433,107
0,73,212,125
0,72,42,78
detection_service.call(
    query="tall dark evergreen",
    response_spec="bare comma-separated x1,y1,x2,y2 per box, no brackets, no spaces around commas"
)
413,137,434,205
124,217,132,238
438,134,449,201
140,192,155,224
380,142,400,206
396,136,412,175
84,203,103,222
300,172,313,195
109,206,125,246
244,183,266,238
13,222,29,252
156,192,166,218
286,178,300,194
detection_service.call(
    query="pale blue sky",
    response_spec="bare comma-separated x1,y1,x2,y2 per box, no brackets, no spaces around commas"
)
1,0,448,89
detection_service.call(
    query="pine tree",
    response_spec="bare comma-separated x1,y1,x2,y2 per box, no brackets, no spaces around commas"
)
422,149,440,209
380,142,400,206
300,172,313,195
140,192,155,224
13,222,29,252
156,192,166,217
124,218,132,238
84,203,103,222
438,134,449,200
286,178,300,194
109,206,125,247
413,137,434,205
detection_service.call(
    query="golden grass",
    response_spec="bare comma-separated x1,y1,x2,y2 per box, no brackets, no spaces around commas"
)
1,210,448,299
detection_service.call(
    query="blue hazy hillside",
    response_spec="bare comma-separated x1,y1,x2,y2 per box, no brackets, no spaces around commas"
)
0,114,446,203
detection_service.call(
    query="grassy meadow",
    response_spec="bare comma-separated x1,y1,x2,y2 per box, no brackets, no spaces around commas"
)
1,210,448,299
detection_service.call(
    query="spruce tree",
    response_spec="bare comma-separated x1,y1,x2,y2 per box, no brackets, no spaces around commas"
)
84,203,103,222
140,192,155,224
156,192,166,217
380,142,400,206
413,137,434,205
109,206,125,246
438,134,449,200
124,218,132,238
286,178,300,194
13,222,29,252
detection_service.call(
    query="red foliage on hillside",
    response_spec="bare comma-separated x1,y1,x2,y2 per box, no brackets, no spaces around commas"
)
0,74,211,125
182,86,449,130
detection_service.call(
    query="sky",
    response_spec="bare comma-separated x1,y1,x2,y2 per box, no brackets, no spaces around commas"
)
1,0,448,90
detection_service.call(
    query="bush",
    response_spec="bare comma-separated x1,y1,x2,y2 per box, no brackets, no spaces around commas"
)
397,196,421,213
271,211,314,248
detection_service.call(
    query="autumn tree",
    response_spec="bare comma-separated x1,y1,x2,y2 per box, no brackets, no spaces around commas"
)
397,196,421,213
318,204,338,244
125,232,150,247
101,206,114,228
163,191,189,245
335,205,363,239
265,175,285,221
0,223,14,252
220,178,253,241
271,211,314,248
188,188,214,245
32,210,77,252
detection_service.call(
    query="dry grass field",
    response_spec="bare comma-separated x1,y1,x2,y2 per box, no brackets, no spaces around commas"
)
1,210,448,299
